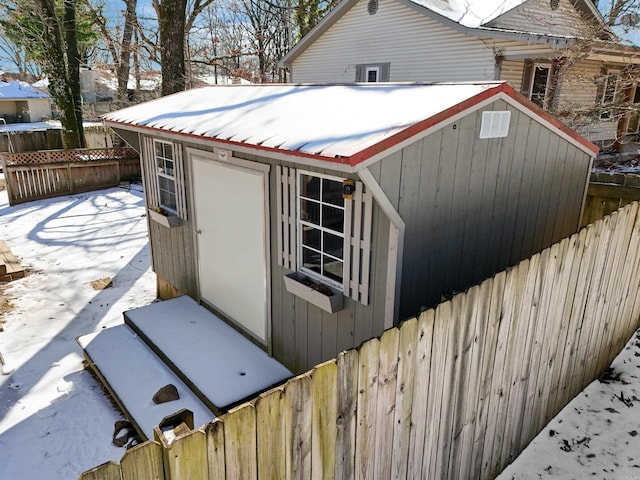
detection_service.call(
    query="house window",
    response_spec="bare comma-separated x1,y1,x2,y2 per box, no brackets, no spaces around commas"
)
599,70,621,119
297,172,345,288
154,140,177,214
356,63,390,82
366,66,380,82
529,64,551,108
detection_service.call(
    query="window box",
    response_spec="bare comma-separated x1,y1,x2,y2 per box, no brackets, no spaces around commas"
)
284,272,344,313
148,207,182,228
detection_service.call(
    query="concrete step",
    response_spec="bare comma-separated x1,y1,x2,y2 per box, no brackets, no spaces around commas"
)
123,295,292,413
77,324,215,440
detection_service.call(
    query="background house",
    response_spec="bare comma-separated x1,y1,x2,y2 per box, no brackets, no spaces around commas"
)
104,81,597,373
279,0,640,146
0,79,51,124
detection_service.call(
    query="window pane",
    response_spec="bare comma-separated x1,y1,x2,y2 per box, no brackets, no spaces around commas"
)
300,199,320,225
155,142,163,157
165,159,175,177
531,66,549,107
323,231,343,260
300,174,320,200
322,205,344,232
160,190,177,211
302,246,322,274
322,178,344,206
162,143,173,160
302,226,321,251
323,257,343,283
367,70,378,82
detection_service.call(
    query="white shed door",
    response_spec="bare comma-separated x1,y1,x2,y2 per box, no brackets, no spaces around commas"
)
192,156,268,343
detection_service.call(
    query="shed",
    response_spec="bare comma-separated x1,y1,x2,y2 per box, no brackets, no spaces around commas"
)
0,80,51,123
103,82,597,373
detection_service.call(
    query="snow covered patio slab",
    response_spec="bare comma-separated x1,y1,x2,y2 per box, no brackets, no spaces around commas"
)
124,295,292,411
77,325,215,440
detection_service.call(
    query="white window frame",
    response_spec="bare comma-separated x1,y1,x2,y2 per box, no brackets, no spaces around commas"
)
296,170,346,290
153,139,178,215
599,70,622,120
528,63,551,108
365,66,380,83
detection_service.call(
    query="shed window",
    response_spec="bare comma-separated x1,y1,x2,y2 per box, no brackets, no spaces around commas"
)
154,140,177,213
298,172,345,287
142,136,188,221
277,166,372,305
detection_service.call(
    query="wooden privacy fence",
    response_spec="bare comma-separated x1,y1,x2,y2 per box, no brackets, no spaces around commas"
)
581,171,640,226
1,148,140,206
0,128,63,153
81,201,640,480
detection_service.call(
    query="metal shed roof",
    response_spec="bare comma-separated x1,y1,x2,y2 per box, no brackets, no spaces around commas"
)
103,82,598,167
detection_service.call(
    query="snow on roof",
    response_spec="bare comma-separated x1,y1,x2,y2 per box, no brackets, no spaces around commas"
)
407,0,527,27
0,121,59,133
0,80,49,99
104,82,597,164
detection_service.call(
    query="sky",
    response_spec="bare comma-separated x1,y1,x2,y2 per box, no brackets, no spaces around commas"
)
0,183,639,478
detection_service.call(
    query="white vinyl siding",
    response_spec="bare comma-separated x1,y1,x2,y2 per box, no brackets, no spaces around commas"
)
291,0,496,83
555,60,601,110
486,0,590,37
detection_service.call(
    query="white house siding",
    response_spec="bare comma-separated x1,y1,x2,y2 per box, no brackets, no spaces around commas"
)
499,59,526,91
556,60,601,111
487,0,590,37
26,98,52,122
291,0,496,83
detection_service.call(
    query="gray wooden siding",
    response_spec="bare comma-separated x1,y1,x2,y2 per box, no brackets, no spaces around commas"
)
369,99,591,320
140,136,198,298
261,156,388,373
291,0,496,83
487,0,590,37
142,137,389,374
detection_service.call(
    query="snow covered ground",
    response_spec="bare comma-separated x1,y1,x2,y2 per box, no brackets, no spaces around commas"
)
0,186,156,479
0,184,639,479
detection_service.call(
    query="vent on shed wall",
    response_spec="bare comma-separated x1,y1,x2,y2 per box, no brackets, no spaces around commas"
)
550,0,559,9
479,111,511,139
368,0,378,15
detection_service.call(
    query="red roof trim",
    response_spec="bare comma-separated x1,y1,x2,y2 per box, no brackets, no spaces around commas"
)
105,82,598,168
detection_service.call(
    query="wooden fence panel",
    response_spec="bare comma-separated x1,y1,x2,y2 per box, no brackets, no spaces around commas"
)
2,148,140,205
334,350,358,480
224,404,257,480
78,461,122,480
80,201,640,480
285,374,312,480
206,420,225,480
354,339,380,480
405,310,434,480
390,317,418,480
256,388,286,480
121,441,164,480
311,362,337,480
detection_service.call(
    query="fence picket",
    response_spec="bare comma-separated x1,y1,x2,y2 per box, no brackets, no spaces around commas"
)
311,361,337,480
285,374,312,480
334,350,358,480
390,317,418,480
373,328,399,480
121,441,164,480
406,309,434,480
78,461,122,480
256,388,286,480
164,429,208,480
224,404,257,480
206,420,225,480
355,338,380,480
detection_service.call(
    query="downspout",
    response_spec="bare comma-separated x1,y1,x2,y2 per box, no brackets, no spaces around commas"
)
358,167,405,329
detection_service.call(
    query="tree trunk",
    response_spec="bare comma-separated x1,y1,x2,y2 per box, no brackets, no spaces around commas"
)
117,0,138,104
159,0,186,95
63,0,85,148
